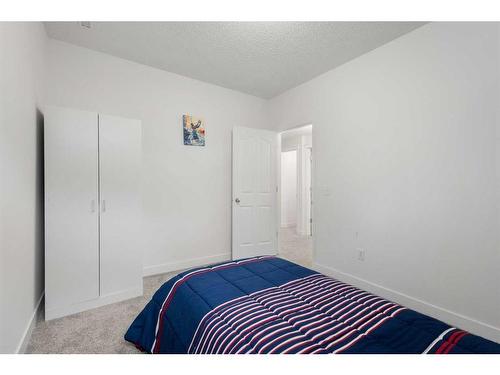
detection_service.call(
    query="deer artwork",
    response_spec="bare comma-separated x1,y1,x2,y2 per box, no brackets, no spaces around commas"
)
190,119,202,143
183,115,205,146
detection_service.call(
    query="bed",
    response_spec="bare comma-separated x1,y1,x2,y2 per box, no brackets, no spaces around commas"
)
125,256,500,354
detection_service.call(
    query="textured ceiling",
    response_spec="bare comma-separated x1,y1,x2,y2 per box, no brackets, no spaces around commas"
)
44,22,426,99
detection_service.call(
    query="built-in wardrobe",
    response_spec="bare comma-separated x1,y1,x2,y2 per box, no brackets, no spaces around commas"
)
44,106,142,320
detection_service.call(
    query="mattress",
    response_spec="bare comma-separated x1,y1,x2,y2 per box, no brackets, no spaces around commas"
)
125,256,500,354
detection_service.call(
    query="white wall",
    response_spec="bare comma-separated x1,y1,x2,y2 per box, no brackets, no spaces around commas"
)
0,22,47,353
268,23,500,342
280,150,297,227
44,39,271,276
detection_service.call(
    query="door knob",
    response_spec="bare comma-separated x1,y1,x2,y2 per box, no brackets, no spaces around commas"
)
235,198,240,204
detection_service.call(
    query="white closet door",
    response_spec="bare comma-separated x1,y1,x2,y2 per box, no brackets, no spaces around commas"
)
98,114,142,297
45,107,99,310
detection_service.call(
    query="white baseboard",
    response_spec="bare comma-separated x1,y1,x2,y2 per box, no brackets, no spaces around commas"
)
143,253,231,277
16,292,44,354
45,286,143,321
313,262,500,344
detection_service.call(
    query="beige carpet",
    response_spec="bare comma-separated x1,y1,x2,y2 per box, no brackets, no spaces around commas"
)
26,272,176,354
26,234,312,354
279,226,313,268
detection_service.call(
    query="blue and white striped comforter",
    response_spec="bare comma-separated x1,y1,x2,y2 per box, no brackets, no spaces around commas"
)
125,256,500,354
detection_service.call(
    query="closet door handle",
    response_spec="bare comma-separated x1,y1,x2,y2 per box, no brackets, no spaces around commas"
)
102,200,106,213
90,200,96,213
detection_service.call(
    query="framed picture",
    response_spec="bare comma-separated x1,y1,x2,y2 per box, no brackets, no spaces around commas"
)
183,115,205,146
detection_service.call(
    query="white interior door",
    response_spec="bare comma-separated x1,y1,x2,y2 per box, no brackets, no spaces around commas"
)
44,106,99,310
232,126,278,260
99,114,142,297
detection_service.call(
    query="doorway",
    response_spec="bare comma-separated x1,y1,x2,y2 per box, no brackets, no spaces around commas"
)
279,125,313,267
